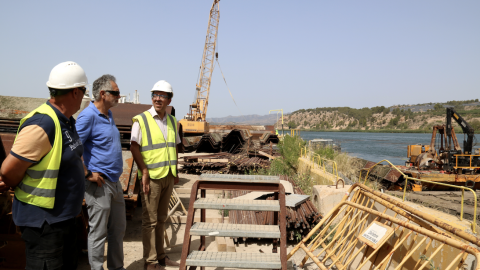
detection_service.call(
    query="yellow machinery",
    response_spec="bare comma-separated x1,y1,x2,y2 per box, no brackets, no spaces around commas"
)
179,0,220,135
406,144,430,165
407,108,479,172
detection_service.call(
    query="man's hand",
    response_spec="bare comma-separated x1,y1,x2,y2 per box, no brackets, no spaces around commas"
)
174,176,179,185
0,177,10,193
142,169,151,195
142,172,150,195
1,154,32,188
87,172,105,187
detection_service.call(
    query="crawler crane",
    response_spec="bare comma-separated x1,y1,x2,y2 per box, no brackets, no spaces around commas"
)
180,0,220,135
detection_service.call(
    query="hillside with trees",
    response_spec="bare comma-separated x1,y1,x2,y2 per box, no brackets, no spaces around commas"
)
280,99,480,132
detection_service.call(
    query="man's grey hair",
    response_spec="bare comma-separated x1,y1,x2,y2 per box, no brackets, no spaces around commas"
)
92,74,116,101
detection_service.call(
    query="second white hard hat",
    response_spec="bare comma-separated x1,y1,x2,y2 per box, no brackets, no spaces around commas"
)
46,61,88,89
151,80,173,97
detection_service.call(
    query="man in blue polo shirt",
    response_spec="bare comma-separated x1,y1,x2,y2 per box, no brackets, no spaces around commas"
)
76,74,126,270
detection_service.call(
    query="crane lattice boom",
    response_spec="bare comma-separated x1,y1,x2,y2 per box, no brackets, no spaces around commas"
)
190,0,220,121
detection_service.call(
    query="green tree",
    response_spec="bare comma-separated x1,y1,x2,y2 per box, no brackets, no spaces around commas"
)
470,119,480,131
434,103,443,111
287,121,297,129
389,116,400,126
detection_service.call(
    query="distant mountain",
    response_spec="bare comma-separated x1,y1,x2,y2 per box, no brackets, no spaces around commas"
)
207,114,278,125
285,99,480,132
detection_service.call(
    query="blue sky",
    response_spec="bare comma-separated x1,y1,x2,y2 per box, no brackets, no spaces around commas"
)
0,1,479,118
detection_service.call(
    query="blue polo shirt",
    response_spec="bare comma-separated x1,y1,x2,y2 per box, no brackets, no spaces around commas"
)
76,101,122,182
12,101,85,228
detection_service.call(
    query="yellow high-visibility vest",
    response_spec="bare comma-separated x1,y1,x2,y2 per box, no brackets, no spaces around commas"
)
133,111,177,179
14,103,62,209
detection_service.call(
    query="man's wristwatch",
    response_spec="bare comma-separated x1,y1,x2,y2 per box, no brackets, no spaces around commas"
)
85,170,92,179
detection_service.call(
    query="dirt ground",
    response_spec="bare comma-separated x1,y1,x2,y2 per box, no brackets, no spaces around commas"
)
77,172,314,270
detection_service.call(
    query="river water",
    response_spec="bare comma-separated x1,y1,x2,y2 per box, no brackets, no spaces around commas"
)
298,131,480,166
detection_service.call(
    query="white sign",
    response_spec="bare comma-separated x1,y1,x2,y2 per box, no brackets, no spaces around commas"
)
361,223,388,245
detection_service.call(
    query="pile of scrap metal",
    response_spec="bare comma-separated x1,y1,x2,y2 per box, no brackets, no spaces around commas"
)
182,136,202,153
187,129,253,154
222,129,251,154
183,125,277,154
228,155,271,171
346,157,403,188
259,132,279,145
350,157,436,191
180,152,273,174
227,175,321,242
196,133,225,153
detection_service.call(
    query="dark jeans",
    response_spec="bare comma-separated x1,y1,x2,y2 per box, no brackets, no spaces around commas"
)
20,218,78,270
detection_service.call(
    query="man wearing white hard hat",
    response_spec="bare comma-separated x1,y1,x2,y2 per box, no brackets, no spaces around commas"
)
0,61,87,269
130,80,181,270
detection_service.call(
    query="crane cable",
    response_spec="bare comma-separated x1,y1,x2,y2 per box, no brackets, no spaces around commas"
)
215,57,242,115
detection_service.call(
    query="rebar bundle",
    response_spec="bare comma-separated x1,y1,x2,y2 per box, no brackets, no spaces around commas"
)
180,153,274,174
228,176,321,241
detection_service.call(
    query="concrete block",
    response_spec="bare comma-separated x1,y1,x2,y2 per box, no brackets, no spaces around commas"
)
225,237,236,252
312,185,351,221
215,237,226,252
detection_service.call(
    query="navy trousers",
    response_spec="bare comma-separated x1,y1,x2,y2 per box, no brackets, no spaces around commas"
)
20,218,78,270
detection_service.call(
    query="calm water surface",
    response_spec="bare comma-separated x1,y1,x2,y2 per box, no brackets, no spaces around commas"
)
298,131,480,166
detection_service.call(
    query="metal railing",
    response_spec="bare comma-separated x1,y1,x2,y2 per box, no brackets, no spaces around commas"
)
287,183,480,270
454,154,480,169
301,146,307,158
360,159,477,233
291,129,301,136
311,154,339,182
301,146,339,184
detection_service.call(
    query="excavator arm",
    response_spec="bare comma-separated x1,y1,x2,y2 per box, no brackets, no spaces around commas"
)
446,107,475,154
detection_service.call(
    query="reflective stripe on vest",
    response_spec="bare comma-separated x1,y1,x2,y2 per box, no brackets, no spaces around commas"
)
138,113,177,152
14,103,62,209
133,111,177,179
17,182,56,198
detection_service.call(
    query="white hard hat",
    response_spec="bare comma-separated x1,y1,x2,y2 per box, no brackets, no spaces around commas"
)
151,80,173,97
46,61,88,89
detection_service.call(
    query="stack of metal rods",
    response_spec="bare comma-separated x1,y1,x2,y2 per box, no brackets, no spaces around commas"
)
228,177,321,241
180,153,272,174
228,156,270,171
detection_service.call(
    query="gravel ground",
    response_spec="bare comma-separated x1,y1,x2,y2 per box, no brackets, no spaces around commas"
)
77,172,315,270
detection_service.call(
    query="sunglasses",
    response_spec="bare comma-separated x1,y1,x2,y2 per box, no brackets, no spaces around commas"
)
152,93,169,100
104,90,121,96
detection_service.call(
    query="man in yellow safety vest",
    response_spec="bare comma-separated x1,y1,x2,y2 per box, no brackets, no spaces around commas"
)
130,80,181,270
0,61,88,269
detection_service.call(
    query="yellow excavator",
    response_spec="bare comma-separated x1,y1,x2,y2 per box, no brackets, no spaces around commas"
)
180,0,220,136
